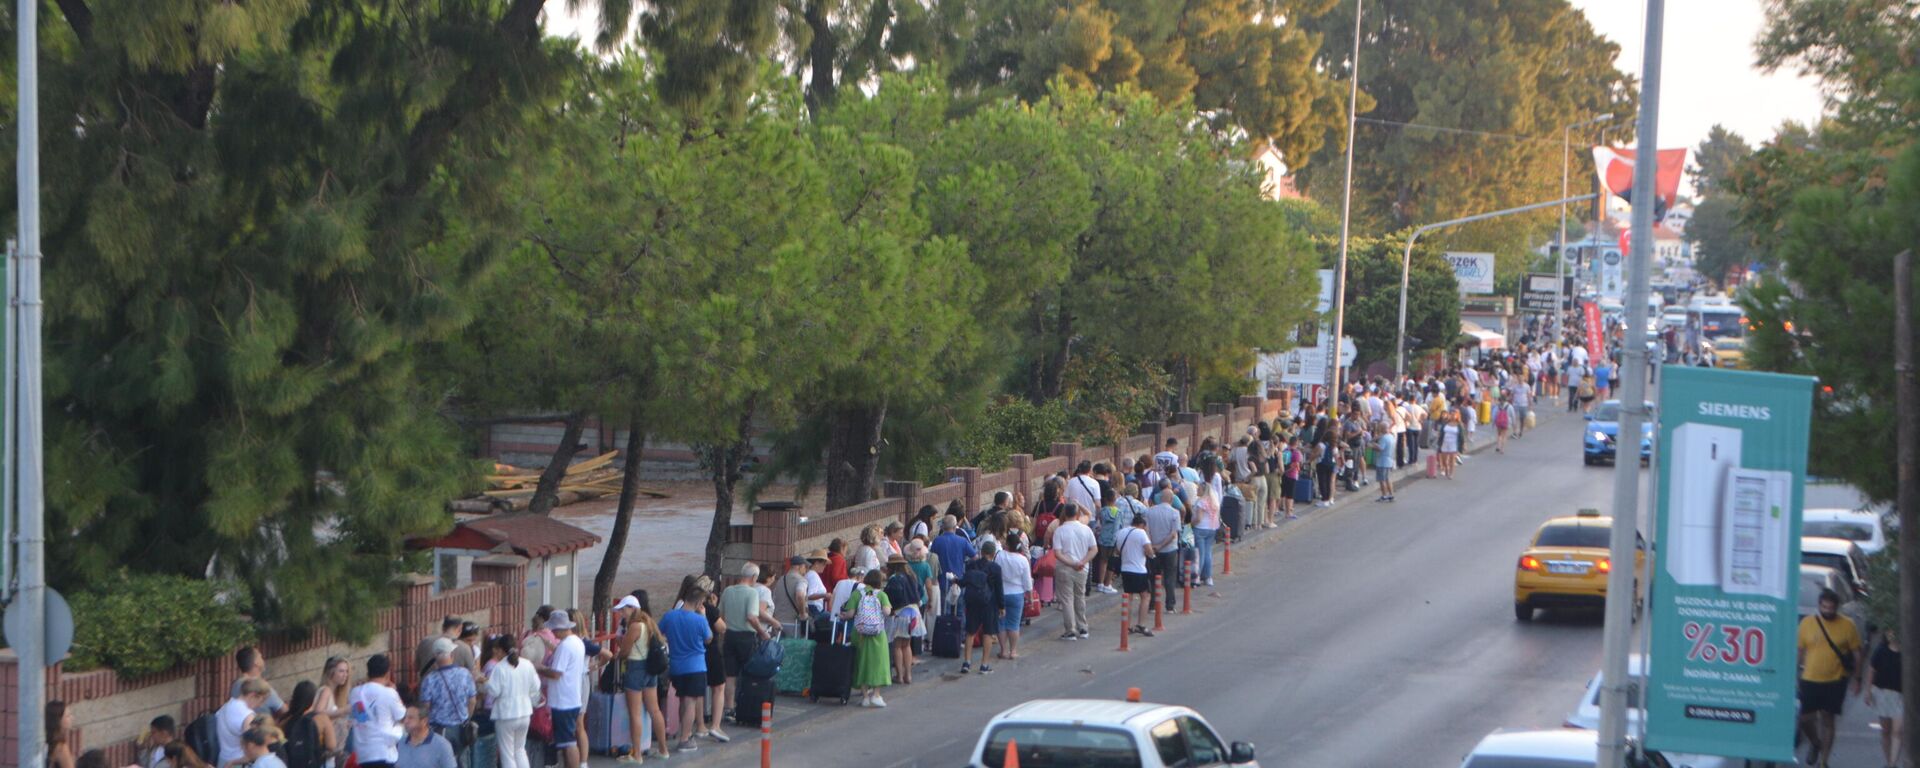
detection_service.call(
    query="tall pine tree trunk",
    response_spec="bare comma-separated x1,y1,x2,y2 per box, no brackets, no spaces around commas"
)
701,407,756,579
529,411,587,516
802,1,836,118
824,401,887,511
590,416,646,612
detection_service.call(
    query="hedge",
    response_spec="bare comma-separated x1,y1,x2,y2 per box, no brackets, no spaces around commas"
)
64,573,256,678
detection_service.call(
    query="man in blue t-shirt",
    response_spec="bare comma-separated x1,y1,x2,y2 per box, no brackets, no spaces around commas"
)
931,517,976,586
659,587,713,752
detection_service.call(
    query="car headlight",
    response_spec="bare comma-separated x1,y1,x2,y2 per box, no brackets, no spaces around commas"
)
1592,431,1610,442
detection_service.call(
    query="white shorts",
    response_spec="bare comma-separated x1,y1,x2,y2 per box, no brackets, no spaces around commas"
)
1870,687,1904,720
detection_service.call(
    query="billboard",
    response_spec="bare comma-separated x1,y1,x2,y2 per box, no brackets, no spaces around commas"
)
1645,366,1815,763
1444,252,1496,294
1253,269,1354,387
1520,273,1572,313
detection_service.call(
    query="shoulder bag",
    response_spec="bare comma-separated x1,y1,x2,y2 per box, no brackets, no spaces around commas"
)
1814,616,1857,678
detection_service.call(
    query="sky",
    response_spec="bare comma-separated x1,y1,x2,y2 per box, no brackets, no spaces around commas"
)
1569,0,1826,153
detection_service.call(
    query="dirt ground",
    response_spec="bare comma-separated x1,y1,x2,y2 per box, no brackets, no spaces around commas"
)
550,480,827,611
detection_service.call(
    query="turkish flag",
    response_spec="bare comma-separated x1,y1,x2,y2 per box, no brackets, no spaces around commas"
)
1591,146,1688,216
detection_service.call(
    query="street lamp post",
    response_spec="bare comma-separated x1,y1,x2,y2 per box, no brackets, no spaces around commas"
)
1394,194,1597,380
1559,113,1614,338
1326,0,1363,417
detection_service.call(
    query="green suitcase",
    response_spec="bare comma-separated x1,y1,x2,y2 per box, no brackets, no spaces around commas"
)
773,636,815,695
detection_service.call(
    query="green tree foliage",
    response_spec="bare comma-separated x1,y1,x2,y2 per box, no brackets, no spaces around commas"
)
1735,3,1920,503
66,574,256,677
934,0,1350,163
1321,235,1462,370
1295,0,1634,274
1689,124,1755,197
1684,196,1761,286
7,0,563,639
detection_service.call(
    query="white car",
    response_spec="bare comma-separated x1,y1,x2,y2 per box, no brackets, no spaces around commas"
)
1801,506,1887,555
968,699,1258,768
1562,656,1736,768
1459,728,1696,768
1800,536,1871,599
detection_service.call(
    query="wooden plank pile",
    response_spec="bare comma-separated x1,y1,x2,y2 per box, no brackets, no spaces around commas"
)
447,451,668,513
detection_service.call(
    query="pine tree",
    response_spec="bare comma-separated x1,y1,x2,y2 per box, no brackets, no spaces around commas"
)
6,0,569,639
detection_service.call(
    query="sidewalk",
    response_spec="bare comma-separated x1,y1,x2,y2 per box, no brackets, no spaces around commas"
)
577,410,1526,766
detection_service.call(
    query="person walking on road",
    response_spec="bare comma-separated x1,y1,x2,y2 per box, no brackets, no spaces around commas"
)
1864,626,1902,768
1051,504,1095,640
1116,513,1154,638
1437,412,1462,480
1796,589,1861,768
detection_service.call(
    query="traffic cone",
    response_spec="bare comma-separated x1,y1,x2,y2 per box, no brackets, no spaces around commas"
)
1005,739,1021,768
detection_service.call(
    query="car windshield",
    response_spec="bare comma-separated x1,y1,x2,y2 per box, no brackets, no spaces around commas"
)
1803,521,1872,542
1592,403,1621,421
983,725,1142,768
1803,553,1850,576
1537,524,1610,548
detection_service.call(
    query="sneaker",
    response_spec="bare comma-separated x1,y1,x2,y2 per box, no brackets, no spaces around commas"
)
1059,632,1078,641
1139,628,1155,637
980,665,994,674
1204,578,1214,586
676,740,699,753
959,662,971,674
870,694,888,708
1098,584,1120,594
1077,629,1090,639
708,729,731,744
1286,513,1300,520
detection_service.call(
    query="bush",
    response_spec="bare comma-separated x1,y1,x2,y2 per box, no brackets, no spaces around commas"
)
65,573,256,678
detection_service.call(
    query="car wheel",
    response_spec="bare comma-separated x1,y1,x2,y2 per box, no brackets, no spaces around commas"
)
1515,603,1533,621
1583,456,1594,466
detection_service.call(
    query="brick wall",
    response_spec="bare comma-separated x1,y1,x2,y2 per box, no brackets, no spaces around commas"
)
0,562,532,768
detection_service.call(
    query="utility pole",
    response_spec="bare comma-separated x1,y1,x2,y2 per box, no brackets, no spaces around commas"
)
1598,1,1663,766
1895,248,1916,768
14,0,48,764
1326,0,1363,418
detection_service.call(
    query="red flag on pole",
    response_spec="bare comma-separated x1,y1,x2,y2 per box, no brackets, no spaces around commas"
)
1591,146,1688,216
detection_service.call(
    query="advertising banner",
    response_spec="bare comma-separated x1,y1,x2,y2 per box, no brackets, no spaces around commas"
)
1520,273,1572,313
1645,366,1814,762
1583,301,1603,364
1444,252,1496,294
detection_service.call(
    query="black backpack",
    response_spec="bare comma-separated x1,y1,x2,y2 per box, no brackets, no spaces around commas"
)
961,565,990,606
182,714,220,768
280,713,323,768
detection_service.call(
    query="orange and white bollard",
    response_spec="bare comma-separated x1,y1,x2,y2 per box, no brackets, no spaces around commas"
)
1005,739,1021,768
1126,687,1142,702
759,701,772,768
1117,594,1131,652
1152,574,1165,631
1222,529,1232,575
1181,557,1192,615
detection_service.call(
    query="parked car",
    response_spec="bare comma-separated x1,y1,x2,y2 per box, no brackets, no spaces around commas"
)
1797,563,1867,629
1800,506,1888,555
1562,655,1737,768
1459,728,1684,768
1800,536,1870,598
969,699,1258,768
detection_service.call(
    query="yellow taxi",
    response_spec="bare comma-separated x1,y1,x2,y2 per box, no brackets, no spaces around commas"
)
1514,509,1645,621
1710,337,1745,367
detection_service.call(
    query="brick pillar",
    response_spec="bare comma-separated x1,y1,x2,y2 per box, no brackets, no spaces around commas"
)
946,467,982,513
751,504,799,567
882,481,921,526
1009,454,1034,501
392,577,434,693
1050,442,1081,471
1138,421,1165,458
1171,412,1200,458
1205,403,1231,445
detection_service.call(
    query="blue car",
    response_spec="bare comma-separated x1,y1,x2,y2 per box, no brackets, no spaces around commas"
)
1583,400,1654,466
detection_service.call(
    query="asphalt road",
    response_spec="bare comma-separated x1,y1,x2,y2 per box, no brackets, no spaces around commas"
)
606,400,1884,768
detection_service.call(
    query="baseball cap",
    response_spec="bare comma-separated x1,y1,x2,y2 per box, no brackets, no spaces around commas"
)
612,595,640,612
431,637,457,656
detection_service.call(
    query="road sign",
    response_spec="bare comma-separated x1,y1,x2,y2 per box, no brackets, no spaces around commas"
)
1645,366,1814,763
1520,273,1573,313
4,587,73,665
1444,252,1496,294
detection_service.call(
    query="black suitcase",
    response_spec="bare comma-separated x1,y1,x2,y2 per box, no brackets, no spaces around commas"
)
808,618,855,704
931,591,966,658
733,674,776,727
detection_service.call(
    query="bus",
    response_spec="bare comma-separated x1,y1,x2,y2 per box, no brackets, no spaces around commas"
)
1686,295,1746,340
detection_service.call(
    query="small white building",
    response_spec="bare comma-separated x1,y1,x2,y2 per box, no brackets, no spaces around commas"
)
1250,142,1302,201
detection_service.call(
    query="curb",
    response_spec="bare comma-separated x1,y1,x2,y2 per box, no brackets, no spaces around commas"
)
643,407,1566,764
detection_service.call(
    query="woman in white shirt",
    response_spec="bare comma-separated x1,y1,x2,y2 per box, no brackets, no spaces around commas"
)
995,537,1033,661
481,635,542,768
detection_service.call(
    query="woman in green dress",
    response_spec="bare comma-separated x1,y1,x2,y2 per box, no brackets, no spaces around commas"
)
840,568,894,707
